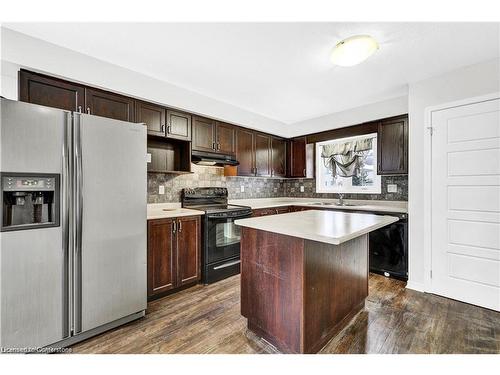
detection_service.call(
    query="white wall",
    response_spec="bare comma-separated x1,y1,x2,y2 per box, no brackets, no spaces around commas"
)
407,58,500,291
288,96,408,137
0,27,287,136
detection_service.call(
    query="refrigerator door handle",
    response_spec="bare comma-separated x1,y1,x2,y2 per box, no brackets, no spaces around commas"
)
62,112,72,339
73,113,83,334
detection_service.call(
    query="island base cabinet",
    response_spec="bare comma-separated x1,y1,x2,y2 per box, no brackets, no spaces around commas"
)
147,216,201,300
240,228,368,354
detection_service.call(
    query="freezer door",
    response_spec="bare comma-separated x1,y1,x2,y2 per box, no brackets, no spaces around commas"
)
75,113,147,333
0,98,69,348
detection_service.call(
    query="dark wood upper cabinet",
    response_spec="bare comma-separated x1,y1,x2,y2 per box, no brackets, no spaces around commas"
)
147,218,176,297
176,216,201,286
236,128,256,176
85,88,135,122
216,122,236,155
192,116,217,152
19,70,85,112
166,110,191,141
192,118,235,154
19,70,409,179
289,137,307,177
255,133,272,177
377,116,408,175
271,137,287,177
135,101,166,136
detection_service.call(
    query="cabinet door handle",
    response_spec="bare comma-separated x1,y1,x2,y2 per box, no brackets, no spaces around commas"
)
86,107,91,114
212,142,216,150
161,124,165,133
172,220,177,234
178,220,182,232
217,142,220,151
303,168,306,177
167,125,171,134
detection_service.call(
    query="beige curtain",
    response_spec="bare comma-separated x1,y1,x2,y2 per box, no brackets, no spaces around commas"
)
321,138,373,178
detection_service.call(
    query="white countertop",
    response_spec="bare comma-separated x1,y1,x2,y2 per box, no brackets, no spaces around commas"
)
147,203,204,220
235,210,399,245
229,197,407,214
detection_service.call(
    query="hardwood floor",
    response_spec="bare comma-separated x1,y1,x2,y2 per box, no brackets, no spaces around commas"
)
71,274,500,354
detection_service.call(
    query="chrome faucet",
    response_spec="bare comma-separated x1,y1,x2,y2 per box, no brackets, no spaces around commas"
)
338,193,344,206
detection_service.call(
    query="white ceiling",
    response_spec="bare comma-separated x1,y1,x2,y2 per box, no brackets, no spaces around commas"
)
4,23,500,124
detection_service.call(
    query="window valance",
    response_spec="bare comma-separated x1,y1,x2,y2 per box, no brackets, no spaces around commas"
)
320,137,374,158
319,136,376,178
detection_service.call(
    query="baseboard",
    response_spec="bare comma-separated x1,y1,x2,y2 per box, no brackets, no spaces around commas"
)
405,280,426,292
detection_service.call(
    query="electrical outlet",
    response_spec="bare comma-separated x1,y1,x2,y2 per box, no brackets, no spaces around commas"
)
300,185,305,193
240,186,245,193
387,184,398,193
159,185,165,195
273,187,278,193
146,153,152,163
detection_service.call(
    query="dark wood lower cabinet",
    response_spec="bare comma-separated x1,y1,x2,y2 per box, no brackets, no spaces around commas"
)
176,216,201,286
252,206,292,217
147,216,201,299
290,206,313,212
147,218,176,296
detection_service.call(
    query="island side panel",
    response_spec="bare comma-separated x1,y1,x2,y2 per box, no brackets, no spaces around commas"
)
240,227,305,353
303,234,369,353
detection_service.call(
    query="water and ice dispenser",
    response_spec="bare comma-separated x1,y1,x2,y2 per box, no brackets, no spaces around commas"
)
1,173,60,231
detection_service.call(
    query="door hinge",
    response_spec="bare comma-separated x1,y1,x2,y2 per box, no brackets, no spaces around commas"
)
427,126,434,136
430,270,432,279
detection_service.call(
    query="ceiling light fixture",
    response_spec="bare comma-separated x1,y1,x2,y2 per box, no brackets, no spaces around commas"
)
331,35,379,67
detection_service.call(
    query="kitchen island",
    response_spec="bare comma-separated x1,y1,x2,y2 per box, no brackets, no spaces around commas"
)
235,210,399,353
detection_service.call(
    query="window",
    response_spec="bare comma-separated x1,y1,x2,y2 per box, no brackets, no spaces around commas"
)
315,133,381,194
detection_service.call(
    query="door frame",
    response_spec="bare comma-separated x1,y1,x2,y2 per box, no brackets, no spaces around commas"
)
423,91,500,293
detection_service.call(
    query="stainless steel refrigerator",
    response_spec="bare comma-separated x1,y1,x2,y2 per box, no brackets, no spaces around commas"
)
0,98,147,350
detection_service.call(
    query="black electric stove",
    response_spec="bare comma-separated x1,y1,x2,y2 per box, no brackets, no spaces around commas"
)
182,187,252,284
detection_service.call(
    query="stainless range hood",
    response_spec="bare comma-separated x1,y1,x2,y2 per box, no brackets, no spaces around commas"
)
191,150,239,166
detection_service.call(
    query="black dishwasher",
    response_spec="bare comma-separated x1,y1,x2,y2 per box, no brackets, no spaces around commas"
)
368,212,408,281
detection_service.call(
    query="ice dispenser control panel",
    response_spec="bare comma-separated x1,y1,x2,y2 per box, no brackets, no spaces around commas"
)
3,176,56,191
1,173,60,231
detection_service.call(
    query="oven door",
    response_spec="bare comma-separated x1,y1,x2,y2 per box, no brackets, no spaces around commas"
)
205,212,251,264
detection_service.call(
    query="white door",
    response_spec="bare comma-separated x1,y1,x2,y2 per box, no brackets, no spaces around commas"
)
431,97,500,311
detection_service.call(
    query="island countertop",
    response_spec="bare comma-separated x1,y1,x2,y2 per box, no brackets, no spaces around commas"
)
235,210,399,245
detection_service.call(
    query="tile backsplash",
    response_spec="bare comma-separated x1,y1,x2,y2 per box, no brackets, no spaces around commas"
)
147,164,285,203
147,164,408,203
284,175,408,201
